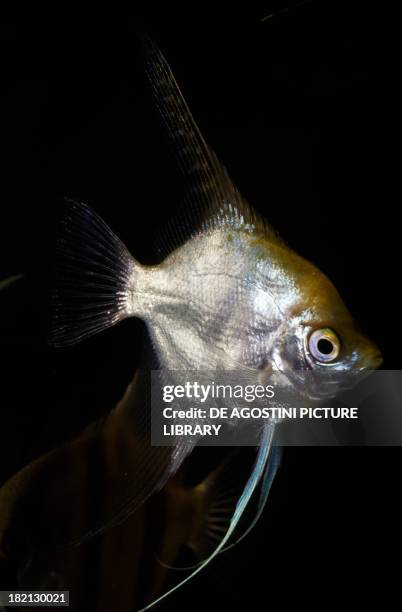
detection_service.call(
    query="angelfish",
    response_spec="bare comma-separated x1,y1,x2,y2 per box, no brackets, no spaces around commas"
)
51,38,382,609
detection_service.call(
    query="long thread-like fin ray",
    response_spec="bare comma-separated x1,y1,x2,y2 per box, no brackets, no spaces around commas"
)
222,445,282,552
138,422,276,612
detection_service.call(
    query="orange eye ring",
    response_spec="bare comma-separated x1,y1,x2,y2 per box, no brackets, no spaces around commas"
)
308,328,341,363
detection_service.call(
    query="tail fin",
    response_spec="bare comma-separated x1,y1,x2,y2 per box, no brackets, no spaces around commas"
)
50,200,137,347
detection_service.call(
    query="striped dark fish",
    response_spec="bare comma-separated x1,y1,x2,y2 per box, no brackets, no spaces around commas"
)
0,369,266,611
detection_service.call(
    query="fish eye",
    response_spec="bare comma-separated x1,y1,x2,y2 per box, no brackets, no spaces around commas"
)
308,328,341,363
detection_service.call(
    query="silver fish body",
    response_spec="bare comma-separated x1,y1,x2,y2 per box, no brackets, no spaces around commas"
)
49,36,381,611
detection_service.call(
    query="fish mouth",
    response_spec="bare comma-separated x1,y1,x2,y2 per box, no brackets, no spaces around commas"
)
361,348,383,371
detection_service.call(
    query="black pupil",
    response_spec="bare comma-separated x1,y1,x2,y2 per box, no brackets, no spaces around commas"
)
317,338,334,355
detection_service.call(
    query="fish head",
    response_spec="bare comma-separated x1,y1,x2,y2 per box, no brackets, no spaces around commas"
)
263,247,383,400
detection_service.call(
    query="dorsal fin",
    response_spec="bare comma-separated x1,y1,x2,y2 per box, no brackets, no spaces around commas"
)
142,36,282,255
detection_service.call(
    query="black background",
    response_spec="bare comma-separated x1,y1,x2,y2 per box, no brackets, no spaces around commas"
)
0,3,399,610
